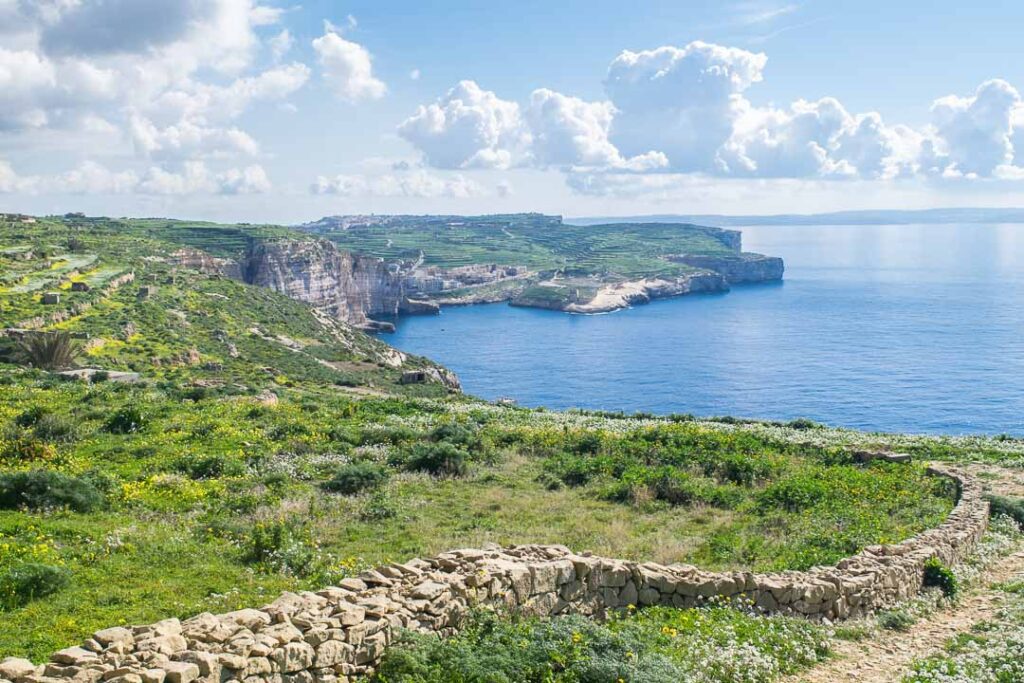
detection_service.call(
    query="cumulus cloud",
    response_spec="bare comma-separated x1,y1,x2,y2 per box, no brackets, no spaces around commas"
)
401,39,1024,193
398,81,529,169
0,0,311,197
311,170,484,198
129,115,260,160
605,42,767,171
929,79,1019,177
312,30,386,102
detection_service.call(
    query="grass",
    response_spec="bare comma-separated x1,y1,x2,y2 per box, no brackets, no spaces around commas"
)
0,213,1013,674
372,604,831,682
303,215,739,277
0,376,958,660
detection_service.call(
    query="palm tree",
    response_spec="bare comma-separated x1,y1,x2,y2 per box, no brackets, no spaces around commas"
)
19,331,82,370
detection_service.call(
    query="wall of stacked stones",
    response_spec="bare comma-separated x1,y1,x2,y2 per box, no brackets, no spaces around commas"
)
0,464,989,683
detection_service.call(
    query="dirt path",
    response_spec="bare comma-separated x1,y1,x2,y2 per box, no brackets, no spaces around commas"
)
789,464,1024,683
791,548,1024,683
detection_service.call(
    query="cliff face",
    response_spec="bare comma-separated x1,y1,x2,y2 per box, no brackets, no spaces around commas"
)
668,253,785,283
242,240,409,329
171,231,782,326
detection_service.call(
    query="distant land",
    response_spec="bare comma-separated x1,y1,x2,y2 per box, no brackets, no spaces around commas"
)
299,214,784,316
569,207,1024,226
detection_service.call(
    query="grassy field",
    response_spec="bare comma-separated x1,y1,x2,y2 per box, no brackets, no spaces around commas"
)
302,214,738,277
1,214,1020,682
0,376,958,660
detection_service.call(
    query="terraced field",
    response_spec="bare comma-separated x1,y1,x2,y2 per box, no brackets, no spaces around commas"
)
302,214,739,276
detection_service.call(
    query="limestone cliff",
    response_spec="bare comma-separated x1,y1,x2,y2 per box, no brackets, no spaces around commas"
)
242,240,410,330
667,253,785,283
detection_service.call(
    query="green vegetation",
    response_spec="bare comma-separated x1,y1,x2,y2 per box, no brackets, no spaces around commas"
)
1,213,1020,678
923,558,960,599
302,214,738,277
0,215,450,395
18,331,82,370
0,374,959,659
373,605,830,683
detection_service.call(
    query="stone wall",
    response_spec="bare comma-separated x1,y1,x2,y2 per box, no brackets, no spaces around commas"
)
0,464,988,683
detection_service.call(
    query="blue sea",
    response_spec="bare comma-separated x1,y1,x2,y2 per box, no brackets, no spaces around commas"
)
381,223,1024,435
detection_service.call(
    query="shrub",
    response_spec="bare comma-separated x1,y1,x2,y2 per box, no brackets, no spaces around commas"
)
359,490,399,520
14,406,48,428
18,331,81,370
404,442,470,477
877,608,916,631
786,418,820,430
0,563,71,610
104,406,146,434
173,454,246,480
30,413,79,444
241,519,316,577
0,470,103,512
758,473,830,512
923,557,959,598
0,437,59,466
322,462,389,495
984,493,1024,528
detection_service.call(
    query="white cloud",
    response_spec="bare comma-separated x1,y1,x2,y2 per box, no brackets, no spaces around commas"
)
400,40,1024,194
929,79,1019,177
0,158,270,196
312,30,386,102
409,68,421,81
129,115,261,160
398,80,529,169
604,42,767,171
217,164,272,194
269,29,294,62
312,170,484,198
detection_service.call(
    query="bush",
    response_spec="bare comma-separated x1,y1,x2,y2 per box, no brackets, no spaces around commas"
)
0,470,104,512
30,413,79,444
322,462,389,495
0,437,59,466
241,519,316,577
0,563,71,610
430,422,484,451
104,406,146,434
923,557,959,598
985,493,1024,528
14,406,48,428
173,454,247,480
404,442,470,477
359,490,399,520
877,608,916,631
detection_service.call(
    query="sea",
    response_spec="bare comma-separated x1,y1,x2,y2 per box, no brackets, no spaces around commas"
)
380,223,1024,435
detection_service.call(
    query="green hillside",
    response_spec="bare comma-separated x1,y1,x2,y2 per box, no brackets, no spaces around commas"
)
301,214,738,276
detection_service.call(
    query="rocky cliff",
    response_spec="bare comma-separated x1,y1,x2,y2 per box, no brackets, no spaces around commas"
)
667,253,785,283
169,231,783,326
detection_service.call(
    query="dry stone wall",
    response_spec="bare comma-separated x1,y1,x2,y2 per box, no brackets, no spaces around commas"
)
0,464,988,683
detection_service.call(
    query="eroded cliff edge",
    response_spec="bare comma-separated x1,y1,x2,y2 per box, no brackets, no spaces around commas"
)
173,225,783,330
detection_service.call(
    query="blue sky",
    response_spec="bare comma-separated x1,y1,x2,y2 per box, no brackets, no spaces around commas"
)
3,0,1024,223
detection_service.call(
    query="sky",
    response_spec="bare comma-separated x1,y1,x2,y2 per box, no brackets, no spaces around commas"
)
4,0,1024,223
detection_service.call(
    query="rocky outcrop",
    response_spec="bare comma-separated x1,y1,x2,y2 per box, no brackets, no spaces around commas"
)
170,249,243,281
511,272,728,314
167,227,783,326
668,253,784,284
4,465,986,682
242,241,410,330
